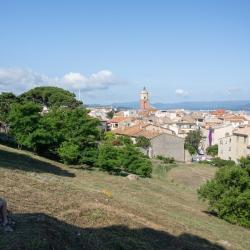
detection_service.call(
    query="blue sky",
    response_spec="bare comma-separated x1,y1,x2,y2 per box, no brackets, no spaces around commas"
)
0,0,250,104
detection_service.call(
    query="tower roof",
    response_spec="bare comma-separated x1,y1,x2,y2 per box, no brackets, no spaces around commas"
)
141,86,148,94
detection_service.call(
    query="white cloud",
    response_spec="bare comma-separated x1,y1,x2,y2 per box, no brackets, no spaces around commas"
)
175,88,189,97
0,68,121,94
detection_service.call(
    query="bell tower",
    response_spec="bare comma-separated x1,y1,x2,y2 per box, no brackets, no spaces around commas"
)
140,87,150,110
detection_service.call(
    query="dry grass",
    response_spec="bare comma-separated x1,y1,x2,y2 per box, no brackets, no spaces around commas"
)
0,144,249,249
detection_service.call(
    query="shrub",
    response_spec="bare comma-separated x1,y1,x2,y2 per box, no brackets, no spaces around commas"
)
185,144,196,155
210,157,235,167
80,147,99,166
156,155,175,164
206,144,218,157
136,136,151,149
198,163,250,227
96,144,152,177
58,141,80,164
121,145,152,177
96,144,122,174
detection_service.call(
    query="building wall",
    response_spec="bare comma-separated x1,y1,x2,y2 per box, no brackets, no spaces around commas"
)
218,134,249,162
202,124,234,148
150,134,185,161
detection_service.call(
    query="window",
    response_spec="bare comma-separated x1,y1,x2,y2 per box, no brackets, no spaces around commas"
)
244,137,247,143
229,147,231,151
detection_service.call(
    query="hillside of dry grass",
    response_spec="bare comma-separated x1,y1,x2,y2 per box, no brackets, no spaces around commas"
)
0,144,249,250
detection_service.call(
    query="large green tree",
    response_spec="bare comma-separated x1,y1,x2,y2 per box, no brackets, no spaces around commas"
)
198,162,250,227
8,102,41,148
20,86,82,108
0,92,18,126
185,130,203,155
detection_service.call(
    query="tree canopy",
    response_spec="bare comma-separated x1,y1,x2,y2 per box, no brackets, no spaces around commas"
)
185,130,203,155
0,92,18,123
19,86,82,108
1,86,153,177
198,160,250,227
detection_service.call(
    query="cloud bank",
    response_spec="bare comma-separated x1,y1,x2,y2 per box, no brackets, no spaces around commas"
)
175,88,189,97
0,68,121,94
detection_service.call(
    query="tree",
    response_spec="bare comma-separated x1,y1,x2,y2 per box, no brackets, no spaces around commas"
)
198,162,250,227
96,144,122,173
8,98,101,163
19,86,82,108
0,92,18,129
58,141,80,164
8,102,41,149
106,110,115,119
35,107,100,161
121,145,152,177
185,130,202,155
206,144,218,157
136,136,151,149
96,143,152,177
239,156,250,169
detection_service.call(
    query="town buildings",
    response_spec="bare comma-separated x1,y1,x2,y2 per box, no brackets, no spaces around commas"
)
218,127,250,162
88,88,250,162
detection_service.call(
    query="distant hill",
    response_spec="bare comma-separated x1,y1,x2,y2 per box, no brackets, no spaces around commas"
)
109,100,250,110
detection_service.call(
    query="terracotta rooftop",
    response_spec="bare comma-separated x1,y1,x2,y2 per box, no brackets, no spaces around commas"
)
211,109,226,116
113,124,162,139
108,117,131,123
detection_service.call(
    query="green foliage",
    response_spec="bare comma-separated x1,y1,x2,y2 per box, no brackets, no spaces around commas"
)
8,99,100,164
239,156,250,169
206,145,218,157
8,102,42,148
58,141,80,164
136,136,151,149
106,110,115,119
0,92,18,124
185,130,202,155
185,145,196,155
118,135,133,146
198,162,250,227
156,155,175,164
96,144,152,177
96,144,122,173
210,157,235,167
121,145,152,177
19,86,82,108
103,132,132,146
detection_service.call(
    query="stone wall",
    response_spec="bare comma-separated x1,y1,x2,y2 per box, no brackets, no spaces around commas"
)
150,134,185,161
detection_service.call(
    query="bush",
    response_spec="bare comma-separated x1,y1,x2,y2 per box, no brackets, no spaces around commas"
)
96,144,122,174
136,136,151,149
198,163,250,227
96,144,152,177
80,147,99,166
58,141,80,164
122,145,152,177
185,144,196,155
156,155,175,164
206,145,218,157
210,157,235,167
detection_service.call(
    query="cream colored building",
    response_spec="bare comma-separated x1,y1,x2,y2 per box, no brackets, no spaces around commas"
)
201,124,234,149
218,127,250,162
